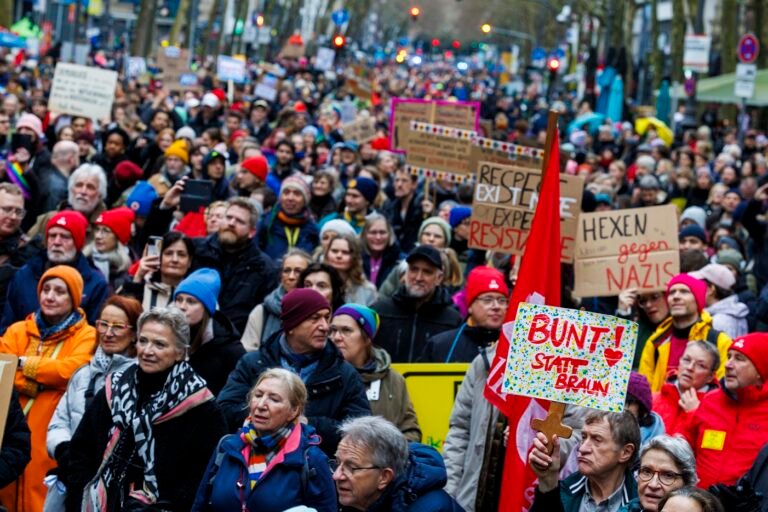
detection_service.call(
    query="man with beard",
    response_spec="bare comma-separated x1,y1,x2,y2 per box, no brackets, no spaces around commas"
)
37,141,80,213
158,182,278,332
0,210,108,332
420,266,508,363
270,140,300,185
372,246,461,362
382,169,424,252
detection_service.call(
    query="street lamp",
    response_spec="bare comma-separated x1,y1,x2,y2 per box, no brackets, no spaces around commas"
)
481,23,491,34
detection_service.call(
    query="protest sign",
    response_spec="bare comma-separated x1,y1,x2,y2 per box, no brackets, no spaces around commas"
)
468,160,583,262
280,41,305,59
0,354,17,447
343,116,377,143
502,303,637,412
402,121,476,179
391,363,469,452
389,98,479,152
315,47,335,71
216,55,247,83
254,74,279,102
345,76,373,100
573,205,679,297
156,46,191,92
469,136,544,170
48,62,118,120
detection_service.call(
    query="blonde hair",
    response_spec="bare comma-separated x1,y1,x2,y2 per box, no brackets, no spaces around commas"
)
249,368,308,414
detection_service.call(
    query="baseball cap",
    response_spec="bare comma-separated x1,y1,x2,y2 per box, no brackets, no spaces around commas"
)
406,245,443,271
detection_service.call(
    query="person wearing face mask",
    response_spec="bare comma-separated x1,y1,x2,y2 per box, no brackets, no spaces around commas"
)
173,268,244,396
83,207,135,292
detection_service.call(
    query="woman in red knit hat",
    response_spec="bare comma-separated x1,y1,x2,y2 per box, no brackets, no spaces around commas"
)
84,207,136,292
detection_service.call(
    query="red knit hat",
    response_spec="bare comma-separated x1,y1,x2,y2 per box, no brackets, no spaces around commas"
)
730,333,768,382
46,211,89,251
114,160,143,187
466,266,509,306
94,207,135,245
666,273,707,312
281,288,331,334
370,136,390,151
241,155,269,182
211,88,227,103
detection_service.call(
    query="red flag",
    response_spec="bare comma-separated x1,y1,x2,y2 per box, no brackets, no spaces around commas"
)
484,125,562,512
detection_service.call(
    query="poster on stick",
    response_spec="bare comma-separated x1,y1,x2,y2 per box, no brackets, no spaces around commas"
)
343,116,377,143
573,205,679,297
402,121,476,178
48,63,118,120
0,354,18,447
502,303,637,412
389,98,479,152
468,160,583,262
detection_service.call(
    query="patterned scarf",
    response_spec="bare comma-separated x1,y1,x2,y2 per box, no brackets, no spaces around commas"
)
35,309,82,341
239,422,294,489
83,362,213,511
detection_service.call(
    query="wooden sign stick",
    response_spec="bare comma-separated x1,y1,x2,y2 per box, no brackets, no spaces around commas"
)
531,401,573,454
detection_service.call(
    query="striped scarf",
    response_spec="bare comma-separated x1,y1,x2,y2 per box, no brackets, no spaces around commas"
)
239,422,294,489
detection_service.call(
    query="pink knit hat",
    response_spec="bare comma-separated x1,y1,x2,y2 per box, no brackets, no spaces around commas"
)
666,273,707,312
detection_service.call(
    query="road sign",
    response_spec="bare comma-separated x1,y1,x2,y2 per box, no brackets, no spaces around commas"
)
684,35,711,72
331,9,349,26
738,33,760,64
735,63,757,99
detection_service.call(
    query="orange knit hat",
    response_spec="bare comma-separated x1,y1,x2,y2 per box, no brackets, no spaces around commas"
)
37,265,85,309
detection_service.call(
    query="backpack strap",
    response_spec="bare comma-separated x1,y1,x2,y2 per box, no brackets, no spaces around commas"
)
652,325,673,365
705,327,722,346
300,445,318,500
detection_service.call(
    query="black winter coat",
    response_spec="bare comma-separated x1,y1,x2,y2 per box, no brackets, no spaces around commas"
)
217,336,371,455
420,323,500,363
363,243,403,289
189,312,245,396
372,286,462,363
0,390,30,488
381,195,424,253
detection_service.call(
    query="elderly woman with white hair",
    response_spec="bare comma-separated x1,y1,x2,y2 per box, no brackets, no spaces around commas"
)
62,306,227,511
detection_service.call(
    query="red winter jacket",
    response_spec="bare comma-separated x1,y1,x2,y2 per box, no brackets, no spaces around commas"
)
652,375,718,435
679,383,768,489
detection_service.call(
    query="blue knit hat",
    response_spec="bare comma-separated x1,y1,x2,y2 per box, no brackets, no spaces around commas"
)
449,206,472,228
174,268,221,314
333,304,380,340
679,224,707,243
126,181,158,218
347,177,379,204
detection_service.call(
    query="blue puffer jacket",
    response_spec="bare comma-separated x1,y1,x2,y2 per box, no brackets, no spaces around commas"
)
191,424,337,512
353,443,465,512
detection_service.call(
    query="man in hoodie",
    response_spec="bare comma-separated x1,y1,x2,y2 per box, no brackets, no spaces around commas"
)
690,263,750,338
334,416,462,511
420,266,508,363
679,332,768,489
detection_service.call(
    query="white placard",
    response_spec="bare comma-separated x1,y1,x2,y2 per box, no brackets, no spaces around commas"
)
48,62,118,120
735,63,757,99
684,35,711,73
315,47,335,71
216,55,247,83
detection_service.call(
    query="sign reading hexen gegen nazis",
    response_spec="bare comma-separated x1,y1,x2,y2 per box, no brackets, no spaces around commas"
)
468,160,583,262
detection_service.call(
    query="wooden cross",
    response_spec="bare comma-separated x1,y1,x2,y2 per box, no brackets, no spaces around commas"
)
530,402,572,454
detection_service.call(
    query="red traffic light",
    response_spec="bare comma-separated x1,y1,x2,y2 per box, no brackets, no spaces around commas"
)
452,40,461,49
547,57,561,71
410,6,420,17
431,38,440,47
333,35,345,48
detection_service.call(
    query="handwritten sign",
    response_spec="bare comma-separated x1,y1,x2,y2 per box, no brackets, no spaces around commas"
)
468,161,583,262
48,62,118,120
0,354,18,446
389,98,479,152
216,55,246,83
503,303,637,412
156,46,192,92
402,122,476,178
343,116,377,143
573,205,679,297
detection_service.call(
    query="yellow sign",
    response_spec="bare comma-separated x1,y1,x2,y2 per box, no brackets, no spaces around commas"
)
701,429,727,451
391,363,470,452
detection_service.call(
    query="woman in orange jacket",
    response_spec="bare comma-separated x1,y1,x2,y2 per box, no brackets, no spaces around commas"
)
0,265,96,512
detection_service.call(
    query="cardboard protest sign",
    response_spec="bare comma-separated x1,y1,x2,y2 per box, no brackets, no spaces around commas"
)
468,160,583,262
0,354,18,447
389,98,479,152
156,46,192,92
216,55,247,83
343,116,377,143
315,47,335,71
502,303,637,412
280,41,305,59
469,136,544,171
402,121,476,179
573,205,679,297
48,62,118,120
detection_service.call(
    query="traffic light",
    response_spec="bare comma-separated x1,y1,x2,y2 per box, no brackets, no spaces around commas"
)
481,23,491,34
410,6,420,21
255,14,264,27
546,57,560,99
452,40,461,49
547,57,561,72
333,35,346,49
431,38,440,48
234,19,244,36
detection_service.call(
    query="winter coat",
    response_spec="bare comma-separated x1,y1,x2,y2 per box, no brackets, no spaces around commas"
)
217,336,371,455
372,285,462,363
345,280,378,306
652,374,718,435
0,251,109,333
706,295,749,339
381,195,424,253
63,366,227,512
0,310,96,512
256,207,320,260
47,351,135,458
0,231,42,317
679,380,768,489
530,468,638,512
741,443,768,512
640,412,666,446
189,312,245,396
193,234,279,334
363,243,403,289
420,323,499,363
359,347,421,442
191,424,337,512
240,285,284,352
638,312,732,392
741,199,768,290
0,390,31,489
342,442,464,512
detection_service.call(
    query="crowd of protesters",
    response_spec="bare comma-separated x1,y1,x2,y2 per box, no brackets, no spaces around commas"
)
0,45,766,512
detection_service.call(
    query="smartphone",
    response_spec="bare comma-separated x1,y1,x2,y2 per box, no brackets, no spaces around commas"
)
147,236,163,257
180,179,214,213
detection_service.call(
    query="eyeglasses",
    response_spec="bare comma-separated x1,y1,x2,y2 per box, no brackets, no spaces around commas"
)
95,320,132,335
329,326,357,338
637,466,682,485
328,459,382,477
0,206,25,218
679,355,712,372
475,296,510,307
638,293,663,306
